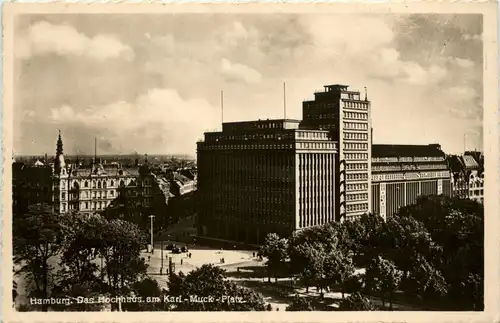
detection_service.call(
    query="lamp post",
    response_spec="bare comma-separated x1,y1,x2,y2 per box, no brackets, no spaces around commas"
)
160,228,164,275
149,215,155,254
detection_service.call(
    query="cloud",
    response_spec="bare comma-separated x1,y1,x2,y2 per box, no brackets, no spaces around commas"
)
15,14,483,155
18,21,134,61
220,58,262,84
49,89,219,155
449,57,475,69
445,86,479,102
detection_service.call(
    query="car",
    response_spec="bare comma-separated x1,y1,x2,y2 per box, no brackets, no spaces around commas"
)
172,247,182,254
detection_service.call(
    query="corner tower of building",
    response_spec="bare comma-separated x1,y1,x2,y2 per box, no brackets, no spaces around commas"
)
300,84,372,221
54,130,66,175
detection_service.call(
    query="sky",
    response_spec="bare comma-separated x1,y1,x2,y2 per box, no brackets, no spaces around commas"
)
13,13,483,156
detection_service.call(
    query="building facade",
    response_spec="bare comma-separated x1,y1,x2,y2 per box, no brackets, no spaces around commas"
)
300,84,372,221
197,119,337,244
446,153,484,203
371,144,452,219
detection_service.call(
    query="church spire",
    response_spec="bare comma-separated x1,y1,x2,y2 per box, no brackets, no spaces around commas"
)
55,130,66,175
57,130,63,155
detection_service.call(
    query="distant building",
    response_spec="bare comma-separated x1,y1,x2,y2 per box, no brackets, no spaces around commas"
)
12,161,53,216
300,84,372,221
447,155,469,199
371,144,452,219
168,172,197,196
197,119,337,244
13,132,170,230
446,152,484,204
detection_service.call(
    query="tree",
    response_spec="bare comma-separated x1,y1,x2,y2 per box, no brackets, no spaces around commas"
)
339,292,375,311
122,277,171,311
51,213,106,311
259,233,289,283
400,254,448,302
364,256,403,309
286,296,314,311
13,204,64,311
323,248,355,299
168,264,266,311
97,219,149,308
291,242,327,293
396,195,484,309
343,213,385,265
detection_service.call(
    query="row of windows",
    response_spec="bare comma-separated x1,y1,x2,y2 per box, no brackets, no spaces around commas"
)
344,132,368,140
344,143,368,150
346,183,369,191
60,178,148,190
306,113,336,120
344,112,368,120
345,153,369,160
470,182,484,188
210,133,294,142
61,190,116,200
470,189,484,196
346,173,368,181
344,122,368,130
298,142,335,150
346,163,368,170
297,131,329,139
346,202,368,212
346,193,368,201
344,101,368,110
202,144,294,150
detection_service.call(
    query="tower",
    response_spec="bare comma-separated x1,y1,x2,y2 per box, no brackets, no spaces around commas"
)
54,130,66,175
300,84,372,221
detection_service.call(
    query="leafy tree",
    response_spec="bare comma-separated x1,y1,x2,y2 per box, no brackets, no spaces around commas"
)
286,296,314,311
13,204,64,311
51,213,106,311
400,254,448,302
339,292,375,311
397,195,483,309
259,233,289,283
122,277,171,311
290,242,327,293
323,248,355,299
168,264,266,311
97,219,149,307
343,213,385,265
364,256,403,309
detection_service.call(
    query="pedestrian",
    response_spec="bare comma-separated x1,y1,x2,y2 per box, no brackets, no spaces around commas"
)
181,259,183,265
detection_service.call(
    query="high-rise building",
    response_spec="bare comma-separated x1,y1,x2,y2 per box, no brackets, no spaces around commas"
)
300,84,372,221
197,119,337,244
371,144,453,219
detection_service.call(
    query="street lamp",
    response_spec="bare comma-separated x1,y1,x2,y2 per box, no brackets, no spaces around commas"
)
149,215,155,254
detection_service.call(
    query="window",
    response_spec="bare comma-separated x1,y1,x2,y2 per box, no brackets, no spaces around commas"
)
61,192,66,200
84,181,89,188
98,181,102,189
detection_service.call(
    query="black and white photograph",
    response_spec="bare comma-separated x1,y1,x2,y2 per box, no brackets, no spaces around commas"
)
3,3,498,320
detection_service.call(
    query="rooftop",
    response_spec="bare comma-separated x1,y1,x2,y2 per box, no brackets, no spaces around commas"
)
372,144,445,158
462,155,480,169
